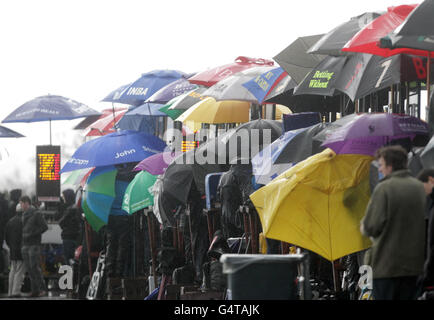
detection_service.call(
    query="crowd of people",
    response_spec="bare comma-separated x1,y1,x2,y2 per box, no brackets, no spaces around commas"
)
0,145,433,300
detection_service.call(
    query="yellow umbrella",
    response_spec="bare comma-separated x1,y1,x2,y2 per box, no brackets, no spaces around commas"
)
250,148,372,262
275,104,292,120
176,97,250,125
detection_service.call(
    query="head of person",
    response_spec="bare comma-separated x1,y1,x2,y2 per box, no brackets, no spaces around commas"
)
61,189,76,207
19,195,32,212
417,168,434,196
375,145,408,177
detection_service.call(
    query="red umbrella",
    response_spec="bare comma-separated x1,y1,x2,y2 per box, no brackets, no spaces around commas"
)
341,4,425,57
188,56,274,87
84,108,127,136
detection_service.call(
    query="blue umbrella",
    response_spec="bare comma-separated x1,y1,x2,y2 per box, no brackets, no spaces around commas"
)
2,94,101,144
61,130,167,173
101,70,189,106
115,103,167,135
241,66,287,103
252,123,328,185
0,125,25,138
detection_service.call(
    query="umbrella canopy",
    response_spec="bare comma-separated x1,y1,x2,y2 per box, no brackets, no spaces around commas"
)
0,125,25,138
122,170,157,214
202,66,277,103
84,108,127,136
102,70,188,106
241,67,296,105
322,113,429,156
168,87,209,110
250,148,373,261
252,123,328,185
190,119,283,165
308,12,383,56
82,166,117,231
273,34,326,84
146,78,198,104
61,130,167,173
2,95,101,123
294,52,414,102
133,151,180,175
73,107,127,130
176,97,251,125
341,4,420,57
62,167,95,188
188,56,274,87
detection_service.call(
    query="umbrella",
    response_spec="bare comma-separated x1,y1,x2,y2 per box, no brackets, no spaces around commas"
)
60,130,167,173
2,94,101,144
168,87,209,110
188,56,274,87
0,125,25,138
241,67,297,105
273,34,326,84
175,97,251,125
102,70,188,106
73,107,127,130
146,78,198,104
252,123,328,185
294,52,416,102
379,0,434,111
250,148,373,262
82,165,117,231
84,108,128,136
321,113,429,156
122,170,157,214
308,12,383,56
186,119,283,165
202,66,277,103
341,4,419,57
133,151,180,175
62,167,94,188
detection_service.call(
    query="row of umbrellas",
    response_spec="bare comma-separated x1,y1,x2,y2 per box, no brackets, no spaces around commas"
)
0,1,433,272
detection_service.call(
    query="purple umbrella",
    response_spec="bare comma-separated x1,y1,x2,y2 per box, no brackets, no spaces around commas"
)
133,151,180,175
322,113,429,156
146,78,198,104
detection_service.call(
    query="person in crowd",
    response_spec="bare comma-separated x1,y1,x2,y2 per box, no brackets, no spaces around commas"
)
5,202,25,297
360,145,426,300
20,195,48,297
0,192,10,275
8,189,22,221
417,168,434,291
55,189,81,265
105,163,136,278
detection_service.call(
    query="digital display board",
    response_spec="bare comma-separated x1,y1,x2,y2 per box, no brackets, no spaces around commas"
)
36,145,61,202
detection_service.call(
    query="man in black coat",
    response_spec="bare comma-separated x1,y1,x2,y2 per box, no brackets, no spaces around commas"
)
0,192,10,274
5,204,25,297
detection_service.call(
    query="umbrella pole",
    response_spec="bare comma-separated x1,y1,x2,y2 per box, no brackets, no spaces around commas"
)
331,260,338,293
49,119,52,145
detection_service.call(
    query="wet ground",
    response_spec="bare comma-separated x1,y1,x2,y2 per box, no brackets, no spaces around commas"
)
0,290,74,300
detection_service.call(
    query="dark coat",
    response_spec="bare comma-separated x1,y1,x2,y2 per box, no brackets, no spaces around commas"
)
362,169,426,279
58,206,81,241
22,207,48,246
5,212,23,260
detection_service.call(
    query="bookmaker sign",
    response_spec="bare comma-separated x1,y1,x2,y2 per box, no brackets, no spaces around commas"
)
36,145,61,202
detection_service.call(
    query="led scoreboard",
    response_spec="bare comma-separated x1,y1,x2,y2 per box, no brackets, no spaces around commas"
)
36,145,61,202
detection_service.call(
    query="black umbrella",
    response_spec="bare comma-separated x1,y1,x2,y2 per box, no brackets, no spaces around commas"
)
308,12,383,56
294,52,428,102
169,87,208,110
273,34,326,84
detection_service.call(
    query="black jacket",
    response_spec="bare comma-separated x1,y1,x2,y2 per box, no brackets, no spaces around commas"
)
5,212,23,260
22,207,48,246
57,206,81,241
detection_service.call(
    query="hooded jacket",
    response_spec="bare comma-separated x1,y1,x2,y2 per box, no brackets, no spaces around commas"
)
5,212,23,260
362,169,426,279
22,207,48,246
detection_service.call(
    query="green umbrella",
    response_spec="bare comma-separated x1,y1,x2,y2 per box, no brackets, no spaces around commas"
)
122,170,157,214
159,95,186,120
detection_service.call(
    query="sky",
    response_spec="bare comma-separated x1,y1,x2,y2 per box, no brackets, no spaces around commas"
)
0,0,423,195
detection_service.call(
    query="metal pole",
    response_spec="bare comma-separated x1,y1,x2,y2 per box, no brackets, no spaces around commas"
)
49,119,52,145
427,54,431,116
146,209,157,289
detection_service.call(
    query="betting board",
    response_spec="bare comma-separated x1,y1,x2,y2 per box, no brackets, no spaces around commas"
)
36,145,61,202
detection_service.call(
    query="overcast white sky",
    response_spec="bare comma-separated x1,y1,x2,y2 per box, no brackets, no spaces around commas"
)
0,0,423,194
